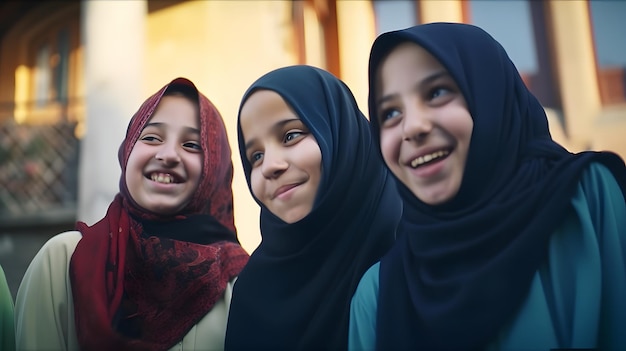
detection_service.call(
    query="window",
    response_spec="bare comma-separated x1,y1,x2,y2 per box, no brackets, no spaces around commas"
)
373,0,418,35
589,0,626,105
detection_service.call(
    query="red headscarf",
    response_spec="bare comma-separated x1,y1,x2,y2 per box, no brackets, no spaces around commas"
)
69,78,249,350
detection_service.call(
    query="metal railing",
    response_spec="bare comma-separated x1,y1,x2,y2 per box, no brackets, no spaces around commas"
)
0,112,80,227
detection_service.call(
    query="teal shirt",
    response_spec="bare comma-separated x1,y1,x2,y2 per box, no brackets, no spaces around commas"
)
1,265,16,351
349,163,626,350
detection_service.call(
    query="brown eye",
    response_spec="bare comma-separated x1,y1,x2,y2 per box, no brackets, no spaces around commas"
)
249,151,263,165
284,131,304,143
140,135,161,143
183,141,201,151
380,108,401,123
429,87,451,100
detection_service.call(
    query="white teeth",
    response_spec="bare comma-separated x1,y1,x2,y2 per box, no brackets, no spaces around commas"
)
410,150,449,168
151,173,174,184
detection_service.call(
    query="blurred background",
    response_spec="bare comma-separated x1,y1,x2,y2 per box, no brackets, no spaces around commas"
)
1,0,625,299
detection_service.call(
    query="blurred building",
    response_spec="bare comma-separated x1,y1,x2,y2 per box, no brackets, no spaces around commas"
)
0,0,624,259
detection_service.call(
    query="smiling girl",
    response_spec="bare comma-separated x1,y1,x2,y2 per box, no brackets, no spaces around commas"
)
225,65,401,351
15,78,249,351
350,23,626,350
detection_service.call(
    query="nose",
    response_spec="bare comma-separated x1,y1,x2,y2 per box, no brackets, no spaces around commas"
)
260,148,288,179
155,142,181,166
402,104,433,142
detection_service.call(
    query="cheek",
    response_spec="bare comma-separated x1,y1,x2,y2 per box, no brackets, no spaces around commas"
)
188,154,203,184
125,140,145,167
304,147,322,175
379,130,399,167
461,119,474,146
450,112,474,157
301,142,323,188
293,137,322,174
125,150,141,182
249,171,266,203
124,153,142,201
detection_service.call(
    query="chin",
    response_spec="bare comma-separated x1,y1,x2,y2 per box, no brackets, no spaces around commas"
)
411,189,449,206
279,212,308,224
146,203,187,216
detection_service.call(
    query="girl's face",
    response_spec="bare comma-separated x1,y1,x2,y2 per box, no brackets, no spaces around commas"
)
375,42,473,205
126,94,202,215
240,89,322,224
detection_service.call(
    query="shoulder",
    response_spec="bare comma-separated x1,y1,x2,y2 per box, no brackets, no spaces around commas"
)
583,161,619,177
43,230,82,247
37,231,82,260
579,162,623,193
349,262,380,351
25,230,82,274
360,262,380,290
557,162,626,268
352,262,380,308
572,162,625,220
16,231,82,313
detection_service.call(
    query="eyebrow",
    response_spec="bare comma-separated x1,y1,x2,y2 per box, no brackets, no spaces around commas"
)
244,117,301,152
143,122,200,135
376,70,450,106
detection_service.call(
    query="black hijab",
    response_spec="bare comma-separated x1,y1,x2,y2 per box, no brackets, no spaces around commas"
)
225,65,401,351
368,23,626,350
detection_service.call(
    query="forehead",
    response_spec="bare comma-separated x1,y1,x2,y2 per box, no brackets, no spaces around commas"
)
147,95,199,126
240,90,301,132
378,42,446,84
241,89,293,117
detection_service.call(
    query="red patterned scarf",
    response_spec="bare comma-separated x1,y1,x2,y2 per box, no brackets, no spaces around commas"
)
69,78,249,350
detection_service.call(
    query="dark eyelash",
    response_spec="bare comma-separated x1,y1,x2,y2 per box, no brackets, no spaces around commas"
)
430,86,446,97
184,142,201,150
380,108,399,123
249,152,263,164
284,131,305,142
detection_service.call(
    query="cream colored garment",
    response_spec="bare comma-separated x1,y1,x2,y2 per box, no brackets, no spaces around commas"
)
15,231,235,351
1,264,16,351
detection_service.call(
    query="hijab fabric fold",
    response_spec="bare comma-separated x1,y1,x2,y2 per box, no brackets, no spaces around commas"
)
225,65,401,351
70,78,249,350
368,23,626,350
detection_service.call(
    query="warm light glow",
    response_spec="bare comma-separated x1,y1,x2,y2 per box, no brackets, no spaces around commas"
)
303,3,325,68
420,0,464,24
336,0,376,116
14,65,30,124
75,121,85,139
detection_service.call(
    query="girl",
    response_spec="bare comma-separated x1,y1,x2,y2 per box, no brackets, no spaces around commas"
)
15,77,249,350
225,65,401,351
350,23,626,350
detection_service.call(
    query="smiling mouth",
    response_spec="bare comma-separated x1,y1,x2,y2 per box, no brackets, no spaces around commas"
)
149,172,180,184
410,150,450,168
274,183,300,199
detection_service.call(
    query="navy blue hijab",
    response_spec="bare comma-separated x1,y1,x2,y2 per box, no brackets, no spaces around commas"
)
225,65,401,351
368,23,626,350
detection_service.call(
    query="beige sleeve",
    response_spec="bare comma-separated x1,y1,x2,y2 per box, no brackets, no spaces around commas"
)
14,231,81,351
171,278,236,351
